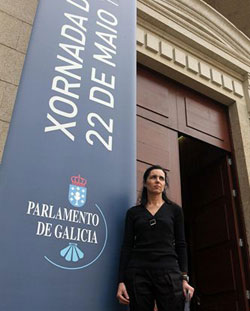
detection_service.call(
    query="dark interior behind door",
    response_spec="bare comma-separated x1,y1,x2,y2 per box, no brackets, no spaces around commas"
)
179,137,248,311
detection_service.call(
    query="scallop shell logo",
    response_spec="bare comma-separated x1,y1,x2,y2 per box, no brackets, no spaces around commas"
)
44,175,108,270
60,243,84,262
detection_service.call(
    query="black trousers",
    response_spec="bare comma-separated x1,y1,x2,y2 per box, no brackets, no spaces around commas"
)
124,268,184,311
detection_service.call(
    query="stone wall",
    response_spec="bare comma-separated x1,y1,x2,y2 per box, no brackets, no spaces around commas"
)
0,0,38,162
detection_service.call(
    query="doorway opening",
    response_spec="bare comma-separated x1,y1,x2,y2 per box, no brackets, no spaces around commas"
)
179,135,247,311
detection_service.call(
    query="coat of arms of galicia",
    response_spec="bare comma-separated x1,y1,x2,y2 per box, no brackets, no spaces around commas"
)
68,175,87,208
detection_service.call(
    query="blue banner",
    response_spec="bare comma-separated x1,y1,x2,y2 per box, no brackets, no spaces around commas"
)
0,0,136,310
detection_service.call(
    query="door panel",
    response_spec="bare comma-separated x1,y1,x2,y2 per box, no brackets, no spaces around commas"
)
195,200,230,248
137,116,176,168
197,246,236,294
136,115,181,205
187,156,248,310
177,94,231,151
185,97,227,140
192,164,225,206
137,67,178,130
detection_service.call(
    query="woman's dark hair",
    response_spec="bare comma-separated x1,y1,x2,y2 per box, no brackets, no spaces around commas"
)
139,165,172,206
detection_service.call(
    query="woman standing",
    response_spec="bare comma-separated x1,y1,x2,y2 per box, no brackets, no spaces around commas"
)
117,165,194,311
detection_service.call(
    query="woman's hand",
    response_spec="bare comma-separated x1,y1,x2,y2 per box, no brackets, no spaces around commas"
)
116,282,130,305
183,280,194,300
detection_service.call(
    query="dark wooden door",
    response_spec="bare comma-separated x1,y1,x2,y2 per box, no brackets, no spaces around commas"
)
137,66,183,205
138,65,231,152
176,92,231,151
137,66,248,311
186,155,248,311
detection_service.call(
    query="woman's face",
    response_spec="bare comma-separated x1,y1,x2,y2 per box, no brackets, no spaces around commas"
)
144,169,166,195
